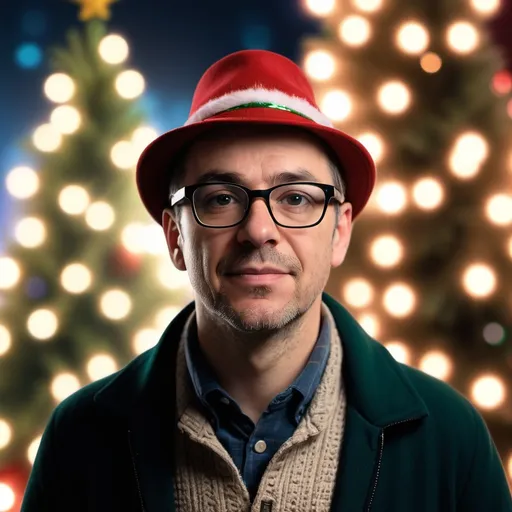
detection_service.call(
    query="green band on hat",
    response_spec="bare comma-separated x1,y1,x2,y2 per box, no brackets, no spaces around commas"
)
217,102,314,121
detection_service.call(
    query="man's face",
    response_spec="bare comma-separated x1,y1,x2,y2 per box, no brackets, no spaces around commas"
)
163,127,352,333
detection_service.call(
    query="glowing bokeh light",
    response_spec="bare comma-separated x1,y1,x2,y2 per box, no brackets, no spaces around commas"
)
27,436,42,465
396,21,430,55
85,201,115,231
111,140,137,169
0,325,11,357
44,73,75,103
370,235,403,268
351,0,383,12
51,373,80,403
383,283,416,317
0,257,21,290
485,194,512,226
343,278,374,308
358,313,379,337
377,80,411,114
132,328,160,355
87,354,118,381
384,341,411,365
58,185,90,215
320,90,353,121
0,420,12,450
357,132,385,163
60,263,92,294
15,217,46,248
0,483,15,512
98,34,129,64
339,15,372,47
27,308,59,340
412,177,445,211
50,105,82,134
304,0,335,16
5,166,39,199
462,263,497,298
446,21,479,54
33,123,62,152
304,50,336,81
470,0,501,17
470,375,506,410
115,70,145,99
419,351,453,381
99,289,132,320
376,181,407,214
420,52,442,73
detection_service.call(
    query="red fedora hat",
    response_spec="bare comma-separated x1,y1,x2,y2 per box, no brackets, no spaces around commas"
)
136,49,376,225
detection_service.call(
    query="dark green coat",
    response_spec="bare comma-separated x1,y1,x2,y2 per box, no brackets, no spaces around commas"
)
21,293,512,511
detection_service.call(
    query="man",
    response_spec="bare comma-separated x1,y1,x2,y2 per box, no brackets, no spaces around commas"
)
22,50,512,511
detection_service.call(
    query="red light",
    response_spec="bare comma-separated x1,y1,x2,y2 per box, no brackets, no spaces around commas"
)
492,70,512,95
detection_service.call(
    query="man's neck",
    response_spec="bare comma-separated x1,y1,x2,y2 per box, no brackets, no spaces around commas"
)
194,301,323,423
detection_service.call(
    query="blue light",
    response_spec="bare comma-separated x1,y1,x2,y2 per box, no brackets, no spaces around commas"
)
15,43,43,69
26,277,47,300
22,10,48,37
241,24,272,50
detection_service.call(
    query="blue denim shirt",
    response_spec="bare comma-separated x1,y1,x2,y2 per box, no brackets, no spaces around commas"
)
184,315,331,502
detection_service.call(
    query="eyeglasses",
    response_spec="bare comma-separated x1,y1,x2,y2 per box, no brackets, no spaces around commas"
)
169,182,345,228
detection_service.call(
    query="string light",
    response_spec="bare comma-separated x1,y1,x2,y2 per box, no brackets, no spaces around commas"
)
320,90,353,121
33,123,62,152
85,201,115,231
384,341,411,364
121,223,146,254
396,21,430,55
370,235,404,268
15,217,47,248
5,166,39,199
99,289,132,320
376,181,407,214
485,194,512,226
27,308,59,340
58,185,90,215
50,105,82,134
157,260,192,290
483,322,506,346
51,373,80,403
0,419,12,450
446,21,479,54
420,52,442,73
339,16,372,47
132,126,158,155
98,34,129,64
27,436,42,465
132,328,159,355
87,354,118,381
462,263,497,298
44,73,75,103
418,350,453,381
115,70,145,99
304,0,335,16
377,80,411,115
304,50,336,81
470,374,506,410
343,278,374,308
0,257,21,290
412,177,445,211
358,313,379,337
448,131,488,179
357,132,385,163
0,483,15,512
0,325,11,357
507,454,512,481
154,306,181,330
508,235,512,259
60,263,92,294
470,0,501,17
383,282,416,317
351,0,383,13
111,140,137,169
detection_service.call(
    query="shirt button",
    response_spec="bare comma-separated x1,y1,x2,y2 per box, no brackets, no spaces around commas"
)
220,397,230,405
254,440,267,453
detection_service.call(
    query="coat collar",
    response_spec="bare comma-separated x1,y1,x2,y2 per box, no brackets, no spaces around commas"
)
94,293,428,427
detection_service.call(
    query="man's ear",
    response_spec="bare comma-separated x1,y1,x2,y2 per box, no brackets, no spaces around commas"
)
162,208,186,271
331,202,353,268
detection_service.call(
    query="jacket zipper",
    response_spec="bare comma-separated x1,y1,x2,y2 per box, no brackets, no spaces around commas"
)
128,430,147,512
366,417,423,512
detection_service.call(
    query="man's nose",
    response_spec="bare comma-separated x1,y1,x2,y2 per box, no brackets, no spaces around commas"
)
236,198,281,247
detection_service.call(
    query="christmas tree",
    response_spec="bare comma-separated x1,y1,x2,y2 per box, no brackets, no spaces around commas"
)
301,0,512,487
0,0,192,502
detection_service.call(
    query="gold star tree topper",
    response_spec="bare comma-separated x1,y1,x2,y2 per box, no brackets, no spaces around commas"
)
73,0,118,21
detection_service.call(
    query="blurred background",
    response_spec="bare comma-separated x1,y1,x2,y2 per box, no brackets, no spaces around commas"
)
1,0,512,509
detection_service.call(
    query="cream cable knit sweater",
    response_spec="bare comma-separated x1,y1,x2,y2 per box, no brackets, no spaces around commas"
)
173,304,347,512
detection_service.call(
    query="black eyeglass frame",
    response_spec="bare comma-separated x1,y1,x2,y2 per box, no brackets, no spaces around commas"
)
169,181,346,229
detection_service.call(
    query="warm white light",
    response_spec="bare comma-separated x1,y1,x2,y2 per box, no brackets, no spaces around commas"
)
87,354,118,381
121,223,146,254
377,81,411,114
448,131,488,179
343,278,374,308
154,306,181,330
462,263,497,298
0,420,12,450
158,261,192,290
376,181,407,214
396,21,430,55
412,177,445,210
44,73,75,103
419,351,453,381
321,90,353,121
85,201,115,231
115,70,145,99
0,257,21,290
304,0,335,16
485,194,512,226
0,325,11,357
132,126,159,155
339,15,372,47
470,0,500,17
27,436,42,465
50,105,81,134
0,483,15,512
507,453,512,481
304,50,336,81
351,0,383,12
383,283,416,317
33,123,62,152
370,235,404,268
98,34,129,64
5,166,39,199
132,328,160,355
60,263,92,294
446,21,480,54
358,313,379,337
508,235,512,259
15,217,46,248
111,140,137,169
51,373,80,402
58,185,90,215
357,132,385,163
471,375,506,410
384,341,411,365
27,309,59,340
100,289,132,320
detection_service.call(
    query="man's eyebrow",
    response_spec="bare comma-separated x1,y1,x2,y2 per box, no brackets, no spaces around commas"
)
194,168,320,186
